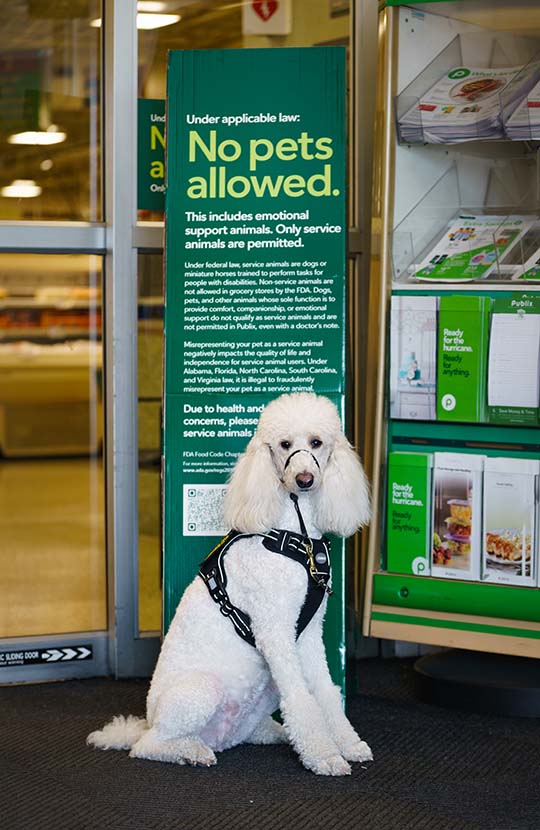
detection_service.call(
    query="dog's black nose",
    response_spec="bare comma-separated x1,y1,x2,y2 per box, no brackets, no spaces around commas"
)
296,473,314,489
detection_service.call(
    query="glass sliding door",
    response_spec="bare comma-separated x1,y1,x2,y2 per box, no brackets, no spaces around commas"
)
0,1,110,681
0,254,105,639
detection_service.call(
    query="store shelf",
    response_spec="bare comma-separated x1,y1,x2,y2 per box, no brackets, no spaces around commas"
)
364,2,540,660
392,282,540,291
373,572,540,621
0,328,101,341
391,159,540,284
389,419,540,455
394,32,540,145
370,574,540,658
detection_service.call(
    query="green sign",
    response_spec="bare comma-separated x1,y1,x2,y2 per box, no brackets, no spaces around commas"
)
0,50,43,137
163,47,347,689
137,98,165,211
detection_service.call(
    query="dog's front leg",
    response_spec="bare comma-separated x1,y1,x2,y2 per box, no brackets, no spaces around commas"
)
253,623,351,776
298,613,373,764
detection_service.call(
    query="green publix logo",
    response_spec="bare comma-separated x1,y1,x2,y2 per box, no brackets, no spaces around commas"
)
511,298,533,308
185,130,339,200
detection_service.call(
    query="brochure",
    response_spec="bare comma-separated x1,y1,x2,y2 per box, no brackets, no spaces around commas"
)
437,295,490,423
413,214,534,282
398,65,536,144
389,295,437,420
386,452,433,576
505,77,540,140
487,294,540,425
431,452,484,581
513,233,540,280
482,457,539,587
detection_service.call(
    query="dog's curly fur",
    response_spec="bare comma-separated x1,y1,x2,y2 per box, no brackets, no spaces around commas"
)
87,392,372,775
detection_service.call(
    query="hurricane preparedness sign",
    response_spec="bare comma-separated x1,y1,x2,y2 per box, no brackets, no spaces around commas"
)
163,48,347,687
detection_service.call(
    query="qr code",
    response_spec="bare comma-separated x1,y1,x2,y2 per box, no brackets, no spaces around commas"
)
183,485,228,536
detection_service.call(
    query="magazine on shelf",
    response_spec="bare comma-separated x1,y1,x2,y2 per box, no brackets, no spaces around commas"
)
505,77,540,140
389,295,437,420
431,452,484,581
487,294,540,425
482,457,539,587
398,64,540,144
386,452,433,576
413,214,535,282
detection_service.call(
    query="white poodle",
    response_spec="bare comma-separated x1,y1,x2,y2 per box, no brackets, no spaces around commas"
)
88,392,372,776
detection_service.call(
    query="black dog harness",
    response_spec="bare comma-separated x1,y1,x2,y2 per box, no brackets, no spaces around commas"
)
199,494,332,648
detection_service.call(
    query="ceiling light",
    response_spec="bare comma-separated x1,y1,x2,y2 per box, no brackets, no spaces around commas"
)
90,13,180,29
137,1,168,11
1,180,42,198
137,13,181,28
7,126,66,146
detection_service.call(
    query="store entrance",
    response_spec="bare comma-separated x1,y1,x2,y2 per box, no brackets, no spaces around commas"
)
0,253,107,680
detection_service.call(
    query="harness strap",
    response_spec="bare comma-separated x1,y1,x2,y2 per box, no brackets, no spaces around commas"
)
198,528,332,649
199,531,258,647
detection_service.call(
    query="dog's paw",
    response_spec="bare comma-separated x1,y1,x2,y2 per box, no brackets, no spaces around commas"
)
304,754,352,776
184,742,217,767
341,740,373,763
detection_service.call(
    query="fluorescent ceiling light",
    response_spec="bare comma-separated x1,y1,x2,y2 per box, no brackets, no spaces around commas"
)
1,179,42,198
7,126,66,146
137,13,181,28
137,1,168,11
90,12,180,29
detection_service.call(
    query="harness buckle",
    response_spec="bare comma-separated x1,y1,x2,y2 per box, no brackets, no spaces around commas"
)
304,540,332,595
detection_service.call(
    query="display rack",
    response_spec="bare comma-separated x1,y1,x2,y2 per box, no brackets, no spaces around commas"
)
391,157,540,282
395,31,540,145
363,0,540,659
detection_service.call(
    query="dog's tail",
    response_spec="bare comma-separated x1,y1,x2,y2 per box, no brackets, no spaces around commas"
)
87,715,148,751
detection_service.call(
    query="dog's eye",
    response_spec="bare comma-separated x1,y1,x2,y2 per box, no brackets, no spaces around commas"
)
280,440,291,450
311,438,322,449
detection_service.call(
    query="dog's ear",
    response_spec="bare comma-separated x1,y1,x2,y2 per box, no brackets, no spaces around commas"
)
222,435,282,533
314,434,371,537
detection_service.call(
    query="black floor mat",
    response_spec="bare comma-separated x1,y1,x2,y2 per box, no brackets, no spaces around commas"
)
1,658,539,830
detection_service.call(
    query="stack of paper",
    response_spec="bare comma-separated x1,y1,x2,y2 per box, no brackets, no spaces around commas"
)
487,295,540,425
431,452,484,581
505,77,540,139
413,214,534,282
514,248,540,281
398,65,536,144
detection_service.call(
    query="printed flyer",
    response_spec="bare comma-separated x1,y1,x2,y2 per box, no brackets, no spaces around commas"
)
414,214,534,282
487,294,540,425
431,452,484,581
482,457,539,587
386,452,432,576
398,64,540,144
505,76,540,140
437,294,490,423
389,295,437,419
162,47,347,687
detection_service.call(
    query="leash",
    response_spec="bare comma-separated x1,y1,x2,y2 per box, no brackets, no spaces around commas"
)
290,492,333,596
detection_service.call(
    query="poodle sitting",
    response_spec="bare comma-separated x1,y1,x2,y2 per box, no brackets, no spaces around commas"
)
88,392,372,776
